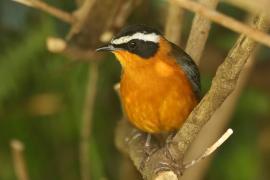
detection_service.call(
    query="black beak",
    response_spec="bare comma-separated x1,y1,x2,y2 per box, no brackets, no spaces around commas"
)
96,44,116,52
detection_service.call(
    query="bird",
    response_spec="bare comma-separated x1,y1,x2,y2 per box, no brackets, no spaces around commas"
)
96,24,201,144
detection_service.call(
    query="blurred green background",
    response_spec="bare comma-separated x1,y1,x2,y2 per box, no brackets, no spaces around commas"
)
0,0,269,180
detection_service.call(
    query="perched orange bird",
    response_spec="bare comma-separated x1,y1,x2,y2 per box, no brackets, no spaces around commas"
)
97,25,200,139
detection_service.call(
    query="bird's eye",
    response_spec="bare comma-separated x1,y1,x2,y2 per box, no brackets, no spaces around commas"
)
128,41,137,50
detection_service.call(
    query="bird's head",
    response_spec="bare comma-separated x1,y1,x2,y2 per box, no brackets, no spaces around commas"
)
96,25,170,68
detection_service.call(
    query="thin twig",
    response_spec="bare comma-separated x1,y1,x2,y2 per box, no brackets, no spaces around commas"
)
185,0,220,64
170,0,270,48
184,129,233,169
12,0,75,24
165,2,184,45
114,0,141,29
80,62,99,180
10,140,29,180
46,37,101,60
47,37,67,53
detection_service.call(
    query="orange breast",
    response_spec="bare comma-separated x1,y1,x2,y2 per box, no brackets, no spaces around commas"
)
119,53,198,134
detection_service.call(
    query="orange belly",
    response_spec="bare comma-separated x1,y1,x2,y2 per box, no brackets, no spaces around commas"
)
120,62,198,134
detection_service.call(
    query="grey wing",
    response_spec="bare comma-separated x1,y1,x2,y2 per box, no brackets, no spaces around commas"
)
169,42,201,100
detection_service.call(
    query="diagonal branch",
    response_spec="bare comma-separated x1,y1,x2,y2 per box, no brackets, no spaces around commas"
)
46,37,101,60
170,0,270,48
181,16,262,180
222,0,270,21
185,0,220,64
68,0,97,39
165,2,184,46
169,13,269,163
12,0,75,24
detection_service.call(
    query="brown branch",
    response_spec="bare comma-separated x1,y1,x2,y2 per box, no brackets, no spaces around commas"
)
165,2,184,45
181,29,259,180
10,140,29,180
170,0,270,48
222,0,270,21
113,0,142,29
182,57,254,179
68,0,128,49
68,0,97,39
169,13,269,164
180,15,264,180
46,37,102,60
99,0,142,43
12,0,75,24
115,14,269,180
79,62,99,180
185,0,219,64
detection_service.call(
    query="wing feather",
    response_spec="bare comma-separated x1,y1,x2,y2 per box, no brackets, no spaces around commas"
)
169,43,201,99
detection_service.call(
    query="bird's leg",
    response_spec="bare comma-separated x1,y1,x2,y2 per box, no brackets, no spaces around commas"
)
164,132,177,161
145,133,151,149
139,134,159,171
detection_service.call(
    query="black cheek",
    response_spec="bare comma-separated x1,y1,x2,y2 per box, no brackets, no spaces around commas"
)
134,42,159,59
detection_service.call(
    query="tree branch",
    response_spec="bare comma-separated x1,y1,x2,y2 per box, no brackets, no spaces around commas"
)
46,37,102,60
170,0,270,48
79,62,99,180
181,17,261,180
10,140,29,180
170,13,269,163
68,0,97,39
185,0,219,64
222,0,270,21
68,0,129,49
12,0,75,24
165,2,184,46
99,0,142,43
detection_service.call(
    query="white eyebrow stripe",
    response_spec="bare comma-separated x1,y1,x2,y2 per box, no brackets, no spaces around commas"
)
111,32,160,45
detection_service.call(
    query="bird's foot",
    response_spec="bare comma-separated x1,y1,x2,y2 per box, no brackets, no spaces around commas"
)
164,132,177,161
